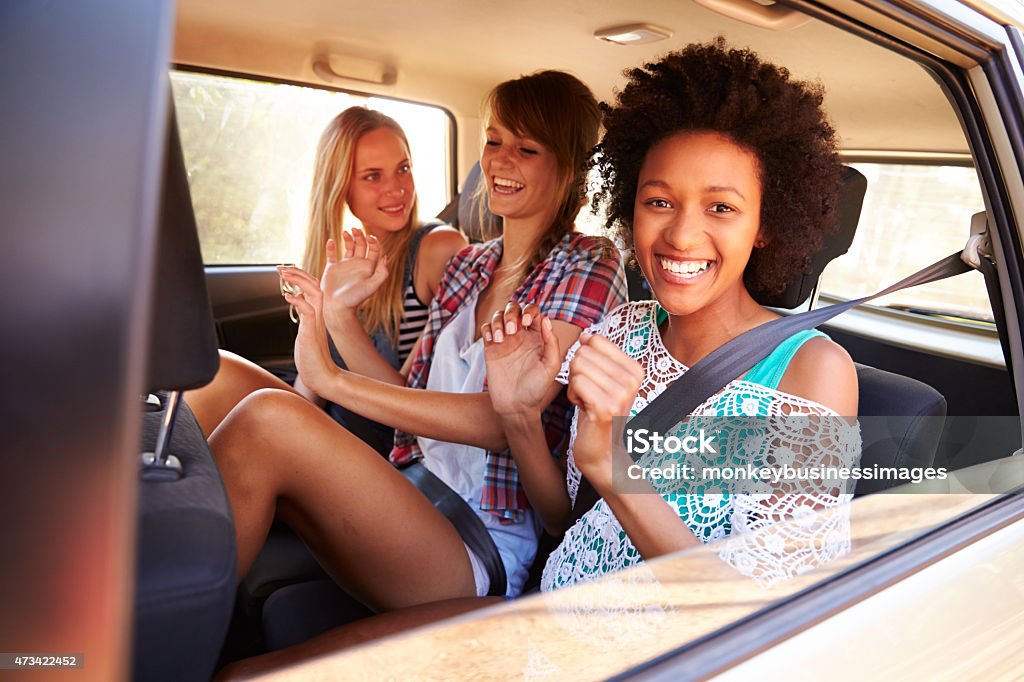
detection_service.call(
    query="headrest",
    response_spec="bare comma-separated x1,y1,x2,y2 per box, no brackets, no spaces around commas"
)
457,162,501,243
144,101,219,393
754,165,867,309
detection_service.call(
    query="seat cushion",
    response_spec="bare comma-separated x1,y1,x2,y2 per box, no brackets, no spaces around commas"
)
237,521,329,618
134,400,236,682
855,364,947,494
263,580,376,651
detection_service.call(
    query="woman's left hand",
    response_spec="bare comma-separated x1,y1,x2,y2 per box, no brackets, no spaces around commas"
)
278,265,342,397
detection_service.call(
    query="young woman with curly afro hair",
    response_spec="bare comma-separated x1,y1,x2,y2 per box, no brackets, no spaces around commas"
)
482,38,860,591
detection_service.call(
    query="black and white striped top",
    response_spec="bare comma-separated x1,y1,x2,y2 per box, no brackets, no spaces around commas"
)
396,281,429,361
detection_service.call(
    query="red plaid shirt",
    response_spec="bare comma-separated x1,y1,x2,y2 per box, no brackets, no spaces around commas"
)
390,233,627,522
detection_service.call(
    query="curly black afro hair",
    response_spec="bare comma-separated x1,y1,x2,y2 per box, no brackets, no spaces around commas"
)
594,38,843,298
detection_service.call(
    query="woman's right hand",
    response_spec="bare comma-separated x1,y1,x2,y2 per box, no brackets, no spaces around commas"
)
278,265,342,398
567,333,645,491
320,231,389,330
482,301,561,419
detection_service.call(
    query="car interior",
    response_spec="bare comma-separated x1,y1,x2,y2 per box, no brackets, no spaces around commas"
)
165,0,1022,677
145,1,1019,673
5,0,1024,679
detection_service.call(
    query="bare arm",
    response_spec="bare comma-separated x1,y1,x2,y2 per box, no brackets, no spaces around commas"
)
394,227,465,382
567,333,701,558
414,227,468,303
293,372,326,407
481,302,582,535
318,371,509,450
282,264,532,452
575,335,860,562
776,337,858,417
324,310,407,385
499,413,572,534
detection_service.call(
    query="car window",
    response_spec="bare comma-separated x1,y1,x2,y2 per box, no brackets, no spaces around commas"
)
819,161,991,323
170,70,453,265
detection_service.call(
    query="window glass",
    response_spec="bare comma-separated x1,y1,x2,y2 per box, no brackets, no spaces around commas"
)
819,162,991,322
170,70,452,265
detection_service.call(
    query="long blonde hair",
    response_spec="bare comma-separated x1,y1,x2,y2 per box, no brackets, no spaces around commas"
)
301,107,419,343
482,71,601,270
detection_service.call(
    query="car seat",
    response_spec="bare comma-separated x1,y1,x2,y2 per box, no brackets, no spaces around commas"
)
456,161,502,243
854,364,947,493
133,103,235,682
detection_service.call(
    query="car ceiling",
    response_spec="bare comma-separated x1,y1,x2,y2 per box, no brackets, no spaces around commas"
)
174,0,969,155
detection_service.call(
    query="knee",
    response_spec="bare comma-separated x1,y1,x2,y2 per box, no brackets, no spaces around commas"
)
210,388,307,466
238,387,307,419
201,349,245,391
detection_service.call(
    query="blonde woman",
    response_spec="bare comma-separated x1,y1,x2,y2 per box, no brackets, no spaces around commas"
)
187,108,466,451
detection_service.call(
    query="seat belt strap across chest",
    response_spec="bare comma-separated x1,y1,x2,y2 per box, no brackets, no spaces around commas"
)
630,251,973,439
572,233,996,518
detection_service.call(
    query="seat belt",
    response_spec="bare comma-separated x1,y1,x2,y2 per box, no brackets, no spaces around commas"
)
965,212,1016,395
573,227,998,518
399,461,508,597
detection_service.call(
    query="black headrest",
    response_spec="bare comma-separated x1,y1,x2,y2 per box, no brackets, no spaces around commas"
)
457,162,501,243
754,166,867,309
144,101,219,393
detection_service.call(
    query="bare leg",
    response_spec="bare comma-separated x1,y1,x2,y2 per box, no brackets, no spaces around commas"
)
215,597,502,681
209,388,477,610
185,350,300,436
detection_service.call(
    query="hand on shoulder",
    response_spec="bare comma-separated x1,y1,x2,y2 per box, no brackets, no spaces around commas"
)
777,337,858,416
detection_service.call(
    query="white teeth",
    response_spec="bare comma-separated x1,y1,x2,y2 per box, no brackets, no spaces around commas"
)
659,257,711,277
493,177,524,189
380,205,404,214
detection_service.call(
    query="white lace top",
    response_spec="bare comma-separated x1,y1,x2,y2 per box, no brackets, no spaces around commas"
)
541,301,861,591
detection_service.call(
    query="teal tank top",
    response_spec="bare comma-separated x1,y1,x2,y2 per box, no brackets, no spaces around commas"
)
742,329,827,389
654,305,826,390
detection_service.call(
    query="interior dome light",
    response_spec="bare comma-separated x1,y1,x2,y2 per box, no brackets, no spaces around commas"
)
594,23,673,45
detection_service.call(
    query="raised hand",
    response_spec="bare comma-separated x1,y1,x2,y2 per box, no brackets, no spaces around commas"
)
321,231,389,332
481,301,562,419
567,333,645,489
278,265,342,398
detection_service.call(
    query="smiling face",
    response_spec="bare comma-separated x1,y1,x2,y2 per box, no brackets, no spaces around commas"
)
346,127,416,235
633,131,765,318
480,118,563,226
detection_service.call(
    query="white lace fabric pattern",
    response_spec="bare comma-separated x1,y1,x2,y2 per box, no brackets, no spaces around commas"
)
543,301,861,592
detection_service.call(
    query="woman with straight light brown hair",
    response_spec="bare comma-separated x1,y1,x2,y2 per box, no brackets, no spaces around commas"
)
209,70,626,613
